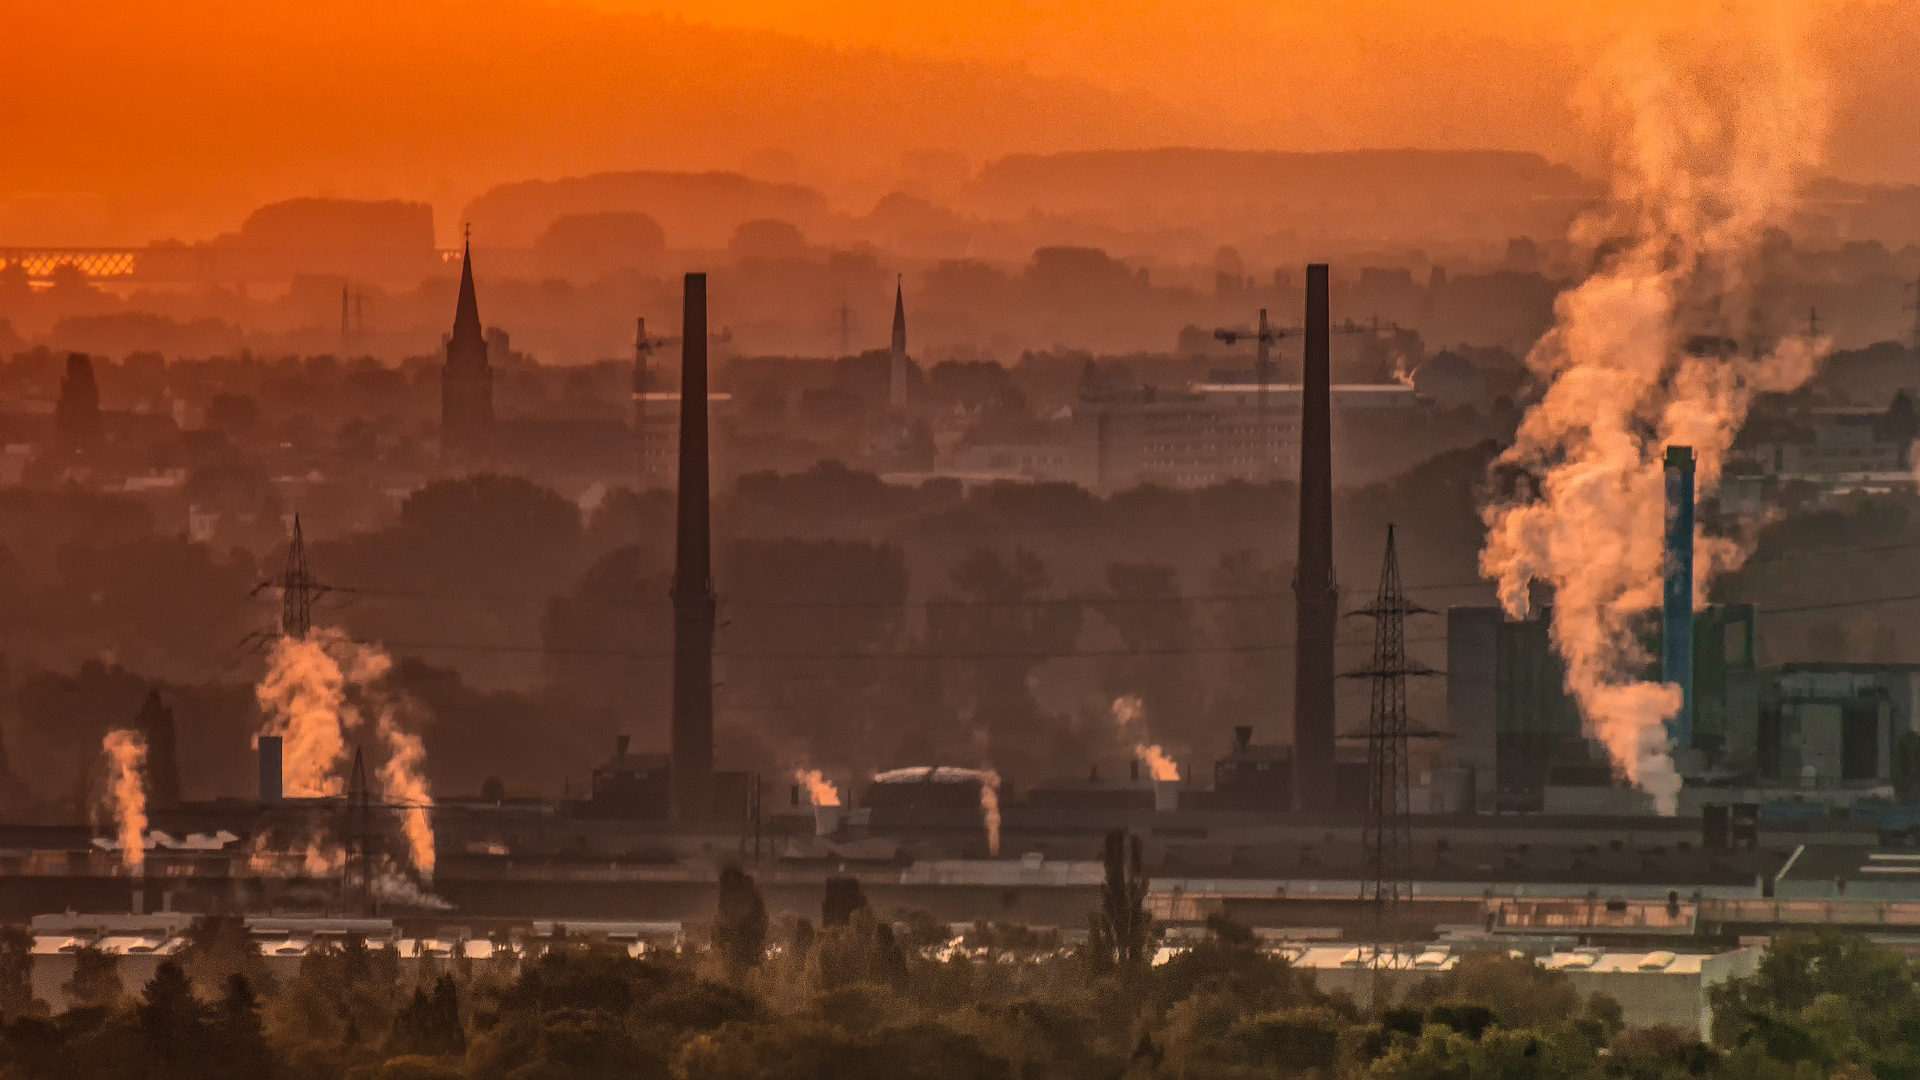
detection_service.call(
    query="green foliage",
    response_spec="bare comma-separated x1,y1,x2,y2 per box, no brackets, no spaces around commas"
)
1710,930,1920,1078
714,865,771,973
822,876,869,928
0,927,39,1021
1402,950,1583,1030
61,944,123,1010
1087,830,1150,973
10,920,1920,1080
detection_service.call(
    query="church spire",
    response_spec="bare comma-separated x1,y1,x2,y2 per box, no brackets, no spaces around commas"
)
441,226,494,467
889,275,908,409
450,227,483,359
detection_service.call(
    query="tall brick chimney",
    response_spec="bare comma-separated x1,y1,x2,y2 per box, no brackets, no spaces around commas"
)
1292,264,1338,812
670,273,716,821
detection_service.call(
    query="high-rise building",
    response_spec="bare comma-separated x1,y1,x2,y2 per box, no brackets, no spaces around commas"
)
440,240,493,467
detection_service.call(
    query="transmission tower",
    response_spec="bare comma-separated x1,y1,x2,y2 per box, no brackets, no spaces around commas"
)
280,515,315,640
345,746,374,916
1343,525,1438,966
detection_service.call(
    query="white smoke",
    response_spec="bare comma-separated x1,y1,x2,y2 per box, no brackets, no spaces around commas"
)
254,630,437,877
793,768,841,807
1479,8,1829,813
979,768,1002,858
1111,695,1180,782
101,729,148,875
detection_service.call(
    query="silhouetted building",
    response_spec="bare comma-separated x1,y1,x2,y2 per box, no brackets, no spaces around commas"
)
440,242,494,468
136,691,180,811
889,277,909,410
54,353,102,450
585,736,671,820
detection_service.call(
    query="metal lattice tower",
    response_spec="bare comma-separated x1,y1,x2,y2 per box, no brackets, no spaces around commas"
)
1345,525,1438,960
280,514,315,640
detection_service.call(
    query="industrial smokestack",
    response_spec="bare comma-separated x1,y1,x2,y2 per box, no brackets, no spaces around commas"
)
670,273,717,822
257,735,283,803
1292,263,1337,813
1663,445,1695,755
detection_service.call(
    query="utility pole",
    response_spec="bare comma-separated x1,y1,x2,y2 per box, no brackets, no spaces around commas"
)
340,287,350,354
1344,525,1438,982
837,303,852,358
1808,306,1822,341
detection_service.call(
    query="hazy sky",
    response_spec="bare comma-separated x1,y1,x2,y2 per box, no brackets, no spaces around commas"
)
4,0,1915,243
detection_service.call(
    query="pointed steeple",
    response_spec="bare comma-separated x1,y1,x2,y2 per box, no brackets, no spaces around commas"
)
450,228,484,359
441,226,494,466
889,275,908,409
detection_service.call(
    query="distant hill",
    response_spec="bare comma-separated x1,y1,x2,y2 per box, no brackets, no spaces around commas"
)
462,172,831,250
965,148,1600,244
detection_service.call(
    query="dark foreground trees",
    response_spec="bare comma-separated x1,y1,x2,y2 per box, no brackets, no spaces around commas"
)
0,918,1908,1080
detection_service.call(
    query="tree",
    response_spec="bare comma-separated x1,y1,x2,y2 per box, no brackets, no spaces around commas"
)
822,877,869,928
1087,830,1149,972
1402,950,1582,1030
63,944,124,1009
714,866,770,972
139,960,209,1080
182,914,270,995
0,924,40,1019
1097,562,1201,749
209,973,274,1080
387,974,464,1058
924,547,1082,769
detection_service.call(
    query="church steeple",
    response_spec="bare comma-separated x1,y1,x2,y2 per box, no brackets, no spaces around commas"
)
889,275,908,410
449,230,484,361
441,227,494,468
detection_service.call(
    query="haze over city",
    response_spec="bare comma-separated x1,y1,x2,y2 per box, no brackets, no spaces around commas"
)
3,3,1920,1078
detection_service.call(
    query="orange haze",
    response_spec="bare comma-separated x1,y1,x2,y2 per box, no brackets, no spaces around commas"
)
4,0,1915,243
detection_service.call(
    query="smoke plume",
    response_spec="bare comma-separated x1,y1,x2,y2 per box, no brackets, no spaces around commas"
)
1111,696,1181,782
254,630,438,877
101,729,148,874
794,768,841,807
254,631,366,797
979,768,1002,858
1478,9,1828,813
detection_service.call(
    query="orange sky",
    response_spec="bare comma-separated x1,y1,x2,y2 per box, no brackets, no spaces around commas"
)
3,0,1915,244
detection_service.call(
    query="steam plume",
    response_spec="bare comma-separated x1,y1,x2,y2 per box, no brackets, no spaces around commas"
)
794,768,840,807
1478,10,1828,813
979,768,1002,857
254,631,363,797
101,729,148,874
1111,695,1181,782
377,715,436,880
254,630,438,876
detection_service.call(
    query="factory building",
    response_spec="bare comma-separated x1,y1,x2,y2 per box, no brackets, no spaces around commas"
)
1066,380,1419,493
1759,664,1920,791
1446,604,1761,811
